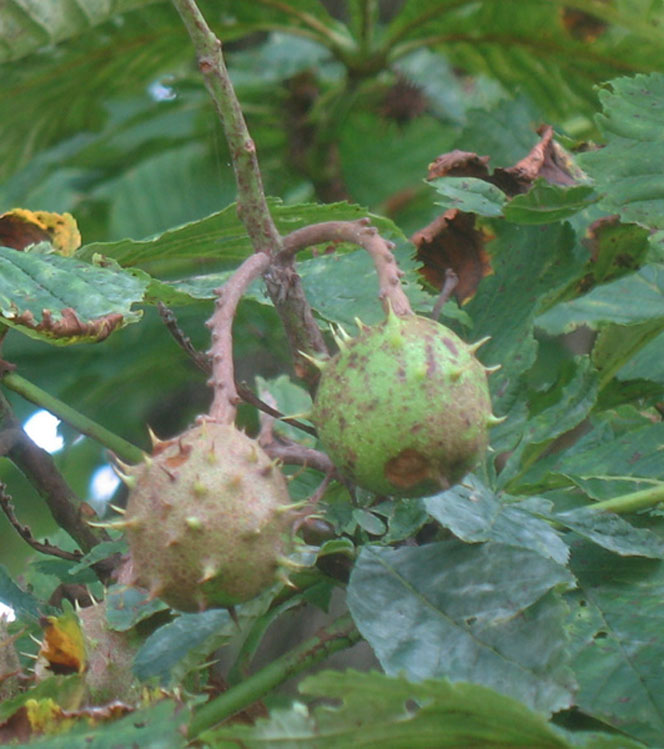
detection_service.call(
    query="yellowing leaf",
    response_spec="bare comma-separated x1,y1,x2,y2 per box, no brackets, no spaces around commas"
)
0,208,81,255
38,608,86,675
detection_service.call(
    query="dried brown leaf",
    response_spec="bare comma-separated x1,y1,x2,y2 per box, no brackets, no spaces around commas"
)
412,209,493,304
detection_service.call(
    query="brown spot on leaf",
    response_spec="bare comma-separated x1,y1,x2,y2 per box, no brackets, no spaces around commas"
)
11,307,124,342
412,210,493,303
385,448,431,488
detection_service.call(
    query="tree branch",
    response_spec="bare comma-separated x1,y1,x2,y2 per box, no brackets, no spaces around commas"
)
0,392,110,557
188,612,361,737
171,0,329,382
170,0,281,254
0,483,82,561
1,371,143,465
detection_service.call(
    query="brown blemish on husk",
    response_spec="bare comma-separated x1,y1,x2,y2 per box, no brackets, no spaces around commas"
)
384,448,433,488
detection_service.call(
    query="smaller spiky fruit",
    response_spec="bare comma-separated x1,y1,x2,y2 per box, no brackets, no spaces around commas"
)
120,422,294,612
312,311,499,497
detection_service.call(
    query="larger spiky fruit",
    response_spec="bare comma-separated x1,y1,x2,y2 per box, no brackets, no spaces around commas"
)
121,423,294,612
312,312,498,497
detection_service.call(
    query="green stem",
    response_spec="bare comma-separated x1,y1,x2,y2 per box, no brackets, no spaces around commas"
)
2,372,144,464
587,483,664,515
189,612,361,737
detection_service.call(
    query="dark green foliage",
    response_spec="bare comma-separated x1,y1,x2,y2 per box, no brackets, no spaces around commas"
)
1,1,664,746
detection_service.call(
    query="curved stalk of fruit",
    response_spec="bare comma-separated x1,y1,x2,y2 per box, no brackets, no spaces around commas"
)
280,218,413,317
205,252,271,425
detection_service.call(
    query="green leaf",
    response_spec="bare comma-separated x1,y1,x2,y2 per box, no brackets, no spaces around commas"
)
352,508,387,535
297,244,431,330
465,222,585,424
0,564,46,620
592,320,664,389
537,264,664,335
133,593,272,681
387,1,664,122
578,73,664,230
425,476,569,565
347,542,575,714
554,508,664,559
503,181,597,225
429,176,507,217
500,357,599,489
67,540,127,575
105,584,169,631
567,543,664,744
134,609,232,682
77,200,392,267
0,245,146,344
525,420,664,500
208,669,577,748
0,0,154,63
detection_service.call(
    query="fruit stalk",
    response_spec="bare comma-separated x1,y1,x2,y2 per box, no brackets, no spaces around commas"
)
281,218,413,317
206,252,271,424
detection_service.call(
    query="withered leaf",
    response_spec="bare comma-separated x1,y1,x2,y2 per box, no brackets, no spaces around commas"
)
10,307,124,343
0,209,81,255
412,209,493,304
428,126,578,198
417,126,581,299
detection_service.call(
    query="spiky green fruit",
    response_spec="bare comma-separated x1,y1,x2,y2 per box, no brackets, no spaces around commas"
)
312,312,497,497
122,422,294,612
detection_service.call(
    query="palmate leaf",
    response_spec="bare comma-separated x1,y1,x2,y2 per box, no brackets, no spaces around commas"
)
207,670,602,748
347,542,575,714
567,543,664,745
578,73,664,230
0,244,146,343
0,0,154,63
0,3,197,183
385,1,664,121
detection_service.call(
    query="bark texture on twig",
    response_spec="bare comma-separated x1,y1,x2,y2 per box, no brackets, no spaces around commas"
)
0,483,82,561
171,0,328,382
0,392,109,557
171,0,281,255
